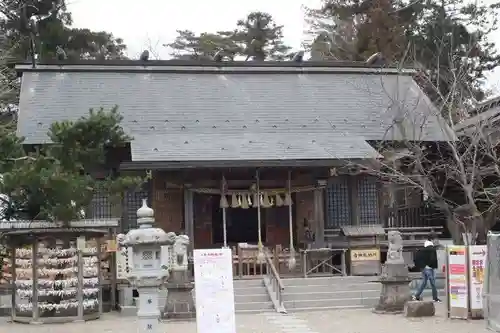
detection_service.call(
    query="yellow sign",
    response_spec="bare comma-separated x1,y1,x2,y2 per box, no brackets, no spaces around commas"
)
350,249,380,262
106,240,118,252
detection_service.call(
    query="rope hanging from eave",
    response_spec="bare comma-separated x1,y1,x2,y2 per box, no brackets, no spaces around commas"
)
186,185,325,195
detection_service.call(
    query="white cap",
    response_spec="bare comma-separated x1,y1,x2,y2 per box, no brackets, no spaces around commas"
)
424,240,433,247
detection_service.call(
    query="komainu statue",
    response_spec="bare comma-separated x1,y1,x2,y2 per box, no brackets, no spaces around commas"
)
386,230,404,264
172,234,190,271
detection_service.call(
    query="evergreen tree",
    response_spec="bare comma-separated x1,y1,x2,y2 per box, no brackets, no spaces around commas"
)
1,0,127,61
305,0,500,104
0,0,127,116
0,107,145,222
166,12,291,61
232,11,291,61
166,30,239,60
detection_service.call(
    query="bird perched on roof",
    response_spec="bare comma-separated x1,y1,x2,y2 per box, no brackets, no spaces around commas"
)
213,50,224,62
213,49,235,62
245,38,262,61
140,50,149,61
310,32,333,61
366,52,386,66
292,50,305,62
56,45,67,61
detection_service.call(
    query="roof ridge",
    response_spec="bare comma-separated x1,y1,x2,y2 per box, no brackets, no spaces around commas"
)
15,62,413,75
17,59,408,69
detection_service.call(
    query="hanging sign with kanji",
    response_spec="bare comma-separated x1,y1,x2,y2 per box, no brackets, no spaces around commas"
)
468,245,487,311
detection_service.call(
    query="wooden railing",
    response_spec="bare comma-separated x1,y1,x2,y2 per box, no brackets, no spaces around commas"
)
383,205,446,228
232,245,266,278
300,248,347,278
232,245,300,279
385,226,444,240
263,249,285,313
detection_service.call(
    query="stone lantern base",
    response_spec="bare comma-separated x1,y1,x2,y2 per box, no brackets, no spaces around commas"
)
161,280,195,320
373,263,412,314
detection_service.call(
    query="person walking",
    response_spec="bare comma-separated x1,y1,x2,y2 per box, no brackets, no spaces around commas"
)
412,238,441,302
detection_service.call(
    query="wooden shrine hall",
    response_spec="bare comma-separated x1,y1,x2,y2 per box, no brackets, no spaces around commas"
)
14,59,448,278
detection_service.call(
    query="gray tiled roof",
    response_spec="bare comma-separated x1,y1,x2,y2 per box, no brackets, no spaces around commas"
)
131,133,381,161
17,65,449,161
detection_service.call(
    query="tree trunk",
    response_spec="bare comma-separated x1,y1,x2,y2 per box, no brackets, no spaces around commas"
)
475,216,488,245
446,216,463,245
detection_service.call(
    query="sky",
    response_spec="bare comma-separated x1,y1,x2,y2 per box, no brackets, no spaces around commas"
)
68,0,500,93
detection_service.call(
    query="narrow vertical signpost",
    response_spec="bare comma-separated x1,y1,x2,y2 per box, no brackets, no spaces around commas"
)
468,245,487,319
446,246,469,319
194,248,236,333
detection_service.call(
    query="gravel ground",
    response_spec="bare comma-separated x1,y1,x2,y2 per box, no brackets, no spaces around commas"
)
0,304,490,333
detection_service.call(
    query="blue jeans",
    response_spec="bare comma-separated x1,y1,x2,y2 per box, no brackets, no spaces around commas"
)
415,267,438,300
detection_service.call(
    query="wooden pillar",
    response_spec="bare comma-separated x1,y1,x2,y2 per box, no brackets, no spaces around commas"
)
183,187,195,247
109,228,117,310
77,250,84,319
314,187,325,244
97,239,103,315
31,241,39,323
10,245,16,322
378,181,386,227
349,176,360,226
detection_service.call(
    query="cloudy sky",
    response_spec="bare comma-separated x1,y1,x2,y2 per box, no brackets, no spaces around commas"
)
68,0,500,92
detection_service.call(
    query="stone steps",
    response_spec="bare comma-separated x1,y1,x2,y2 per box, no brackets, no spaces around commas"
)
233,279,274,313
280,275,446,312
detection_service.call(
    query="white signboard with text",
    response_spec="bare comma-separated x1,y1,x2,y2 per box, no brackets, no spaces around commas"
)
194,248,236,333
447,246,469,319
468,245,487,311
115,246,133,280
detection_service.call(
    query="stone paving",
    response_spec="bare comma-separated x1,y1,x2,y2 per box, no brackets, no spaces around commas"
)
0,304,489,333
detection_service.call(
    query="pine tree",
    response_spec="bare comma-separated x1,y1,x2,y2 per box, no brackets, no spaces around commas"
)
166,30,239,60
0,106,146,222
305,0,500,103
232,12,291,61
166,12,291,61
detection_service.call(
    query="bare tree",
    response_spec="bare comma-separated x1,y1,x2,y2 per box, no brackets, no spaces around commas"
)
144,36,163,60
0,35,19,119
356,48,500,245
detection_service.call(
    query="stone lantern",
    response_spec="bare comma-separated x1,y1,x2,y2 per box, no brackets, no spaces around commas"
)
374,230,412,313
120,199,176,333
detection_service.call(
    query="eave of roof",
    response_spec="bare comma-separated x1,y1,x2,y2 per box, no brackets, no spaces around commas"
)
472,95,500,112
120,159,353,170
455,104,500,132
15,60,415,75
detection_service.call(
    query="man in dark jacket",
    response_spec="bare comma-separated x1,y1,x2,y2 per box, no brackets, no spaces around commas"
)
412,239,441,302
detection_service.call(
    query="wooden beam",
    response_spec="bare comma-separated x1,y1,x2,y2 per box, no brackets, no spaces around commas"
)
184,186,195,246
314,188,325,244
349,176,360,226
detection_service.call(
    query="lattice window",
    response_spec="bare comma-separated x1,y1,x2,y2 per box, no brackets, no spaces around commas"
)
122,185,151,233
142,251,153,260
357,175,380,225
86,190,114,219
325,176,351,228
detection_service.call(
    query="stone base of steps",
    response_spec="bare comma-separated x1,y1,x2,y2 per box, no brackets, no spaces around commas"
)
284,290,446,312
233,279,274,313
115,280,274,316
235,301,274,313
280,276,446,312
119,305,138,316
288,304,369,312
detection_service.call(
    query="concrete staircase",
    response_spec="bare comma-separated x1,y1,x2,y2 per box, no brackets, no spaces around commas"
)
281,275,446,312
233,278,274,313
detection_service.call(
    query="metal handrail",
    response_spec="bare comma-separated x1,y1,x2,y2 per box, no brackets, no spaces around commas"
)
263,248,286,313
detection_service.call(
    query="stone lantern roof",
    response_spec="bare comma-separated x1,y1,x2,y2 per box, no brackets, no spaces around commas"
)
121,199,176,247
